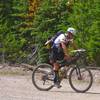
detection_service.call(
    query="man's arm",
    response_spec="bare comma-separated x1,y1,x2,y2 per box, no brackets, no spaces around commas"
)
61,42,69,57
70,40,78,50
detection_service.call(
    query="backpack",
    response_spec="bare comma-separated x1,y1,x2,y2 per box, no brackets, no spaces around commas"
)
51,31,64,44
51,31,64,48
45,31,64,49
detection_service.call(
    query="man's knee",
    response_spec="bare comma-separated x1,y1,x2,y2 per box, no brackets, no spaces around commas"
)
53,63,59,71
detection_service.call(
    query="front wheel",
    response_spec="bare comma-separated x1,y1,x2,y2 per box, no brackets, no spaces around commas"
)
69,67,93,93
32,63,54,91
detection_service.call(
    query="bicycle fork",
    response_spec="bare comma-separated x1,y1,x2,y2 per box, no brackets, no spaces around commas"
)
75,67,82,80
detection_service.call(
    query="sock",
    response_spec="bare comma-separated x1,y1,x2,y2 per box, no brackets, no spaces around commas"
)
54,71,58,83
54,71,60,83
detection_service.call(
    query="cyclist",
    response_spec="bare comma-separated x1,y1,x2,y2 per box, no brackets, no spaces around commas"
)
46,27,77,88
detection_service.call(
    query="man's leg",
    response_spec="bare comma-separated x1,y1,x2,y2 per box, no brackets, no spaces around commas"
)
53,63,61,88
49,48,61,88
53,63,59,83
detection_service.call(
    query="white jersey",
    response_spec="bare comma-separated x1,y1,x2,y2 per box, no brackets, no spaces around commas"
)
54,34,73,47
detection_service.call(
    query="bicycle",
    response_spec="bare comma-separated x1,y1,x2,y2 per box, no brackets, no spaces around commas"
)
32,49,93,93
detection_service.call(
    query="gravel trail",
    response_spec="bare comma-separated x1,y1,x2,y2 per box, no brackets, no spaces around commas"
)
0,74,100,100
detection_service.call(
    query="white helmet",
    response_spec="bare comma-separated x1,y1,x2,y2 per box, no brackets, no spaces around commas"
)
67,27,76,35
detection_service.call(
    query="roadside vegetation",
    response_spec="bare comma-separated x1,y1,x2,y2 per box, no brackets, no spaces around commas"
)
0,0,100,66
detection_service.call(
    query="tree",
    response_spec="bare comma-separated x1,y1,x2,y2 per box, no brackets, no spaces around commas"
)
0,0,31,63
67,0,100,65
31,0,68,63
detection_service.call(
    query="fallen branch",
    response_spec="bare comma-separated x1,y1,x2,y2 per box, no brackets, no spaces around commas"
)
21,63,36,71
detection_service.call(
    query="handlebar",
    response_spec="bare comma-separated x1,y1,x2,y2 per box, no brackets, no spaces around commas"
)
71,49,86,53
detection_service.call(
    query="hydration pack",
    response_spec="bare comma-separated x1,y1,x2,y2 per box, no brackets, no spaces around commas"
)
45,31,64,49
51,31,64,44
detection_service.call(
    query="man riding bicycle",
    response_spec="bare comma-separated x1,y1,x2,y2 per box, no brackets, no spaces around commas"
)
45,27,77,88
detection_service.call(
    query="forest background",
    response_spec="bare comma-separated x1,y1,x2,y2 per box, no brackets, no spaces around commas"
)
0,0,100,66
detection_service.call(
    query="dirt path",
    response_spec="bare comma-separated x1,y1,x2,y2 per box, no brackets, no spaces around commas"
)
0,74,100,100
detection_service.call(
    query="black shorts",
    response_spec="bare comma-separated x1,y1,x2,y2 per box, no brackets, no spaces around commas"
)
49,47,64,62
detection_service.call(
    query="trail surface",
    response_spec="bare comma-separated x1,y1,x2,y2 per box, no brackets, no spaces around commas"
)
0,74,100,100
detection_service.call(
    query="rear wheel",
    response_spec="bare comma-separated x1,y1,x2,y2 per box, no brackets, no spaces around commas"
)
32,63,54,91
69,67,93,93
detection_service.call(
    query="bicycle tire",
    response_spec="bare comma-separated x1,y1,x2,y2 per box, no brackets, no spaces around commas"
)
32,63,54,91
69,67,93,93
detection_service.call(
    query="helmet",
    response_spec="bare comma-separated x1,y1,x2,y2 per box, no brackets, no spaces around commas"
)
67,27,76,35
